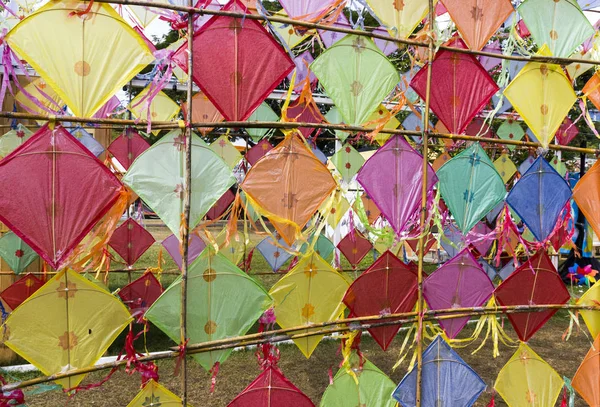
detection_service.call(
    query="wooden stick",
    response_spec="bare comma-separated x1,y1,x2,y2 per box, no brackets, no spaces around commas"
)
415,2,435,404
0,112,596,154
3,303,598,392
178,6,195,404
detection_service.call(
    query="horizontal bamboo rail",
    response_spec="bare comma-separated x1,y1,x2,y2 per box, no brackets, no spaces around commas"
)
2,303,597,392
0,112,598,154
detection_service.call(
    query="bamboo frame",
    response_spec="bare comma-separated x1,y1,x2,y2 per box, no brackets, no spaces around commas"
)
1,0,600,402
2,303,599,392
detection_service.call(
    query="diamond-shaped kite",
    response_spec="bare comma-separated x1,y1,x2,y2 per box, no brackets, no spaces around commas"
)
494,250,570,341
173,0,294,121
122,129,236,236
108,218,155,267
423,249,494,338
0,232,38,275
0,125,123,269
107,129,150,171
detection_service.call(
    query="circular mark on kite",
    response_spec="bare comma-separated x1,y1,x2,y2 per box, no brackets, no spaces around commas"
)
74,61,91,77
204,320,217,335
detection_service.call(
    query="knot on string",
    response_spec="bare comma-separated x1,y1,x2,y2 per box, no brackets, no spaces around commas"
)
209,362,220,394
124,324,159,386
173,338,189,377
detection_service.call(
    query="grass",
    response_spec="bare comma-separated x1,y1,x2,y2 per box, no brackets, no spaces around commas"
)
1,221,594,406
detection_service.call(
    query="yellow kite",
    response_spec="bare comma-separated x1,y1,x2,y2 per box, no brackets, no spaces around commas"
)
6,0,155,118
503,45,576,148
365,0,433,39
2,269,132,389
269,252,349,357
127,379,192,406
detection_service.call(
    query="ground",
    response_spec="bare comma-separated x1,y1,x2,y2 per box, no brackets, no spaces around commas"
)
1,220,594,406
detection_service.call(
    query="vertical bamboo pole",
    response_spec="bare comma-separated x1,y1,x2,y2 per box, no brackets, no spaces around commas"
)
180,4,195,405
415,1,436,406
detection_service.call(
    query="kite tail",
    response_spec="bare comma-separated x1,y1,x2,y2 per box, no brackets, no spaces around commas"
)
340,330,363,385
68,187,131,272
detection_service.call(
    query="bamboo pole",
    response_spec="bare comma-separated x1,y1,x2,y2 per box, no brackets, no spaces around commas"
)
415,2,435,405
177,4,195,404
0,112,597,154
3,303,599,392
87,0,600,67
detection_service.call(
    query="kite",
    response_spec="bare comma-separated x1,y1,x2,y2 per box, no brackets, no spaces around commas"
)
256,236,294,272
241,134,337,246
245,139,273,166
366,0,430,39
506,157,571,242
504,46,576,148
0,124,124,269
286,98,326,138
0,273,43,310
279,0,339,21
70,127,104,157
0,232,38,275
288,51,316,93
325,107,350,142
162,233,207,271
320,354,397,407
107,129,151,171
372,27,399,56
518,0,594,58
271,12,313,49
358,135,437,237
494,250,570,342
126,379,190,407
118,272,163,317
122,129,236,236
441,0,513,51
318,189,350,229
573,160,600,240
359,193,381,225
423,249,494,338
145,250,272,371
299,234,335,261
311,35,400,127
577,279,600,338
494,154,517,184
108,218,155,267
343,250,418,350
5,0,155,117
173,0,294,121
410,38,498,135
181,91,224,136
3,269,132,388
269,252,349,357
436,143,506,235
317,12,349,49
367,104,401,146
129,87,180,131
14,78,63,123
555,117,578,146
246,102,279,141
210,135,243,169
214,228,246,266
206,190,235,220
228,366,314,406
337,230,373,268
496,119,525,151
572,334,600,407
393,335,486,406
0,124,33,159
331,143,365,183
495,343,564,407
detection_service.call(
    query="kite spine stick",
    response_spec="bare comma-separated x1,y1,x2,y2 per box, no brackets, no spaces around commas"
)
415,1,436,405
